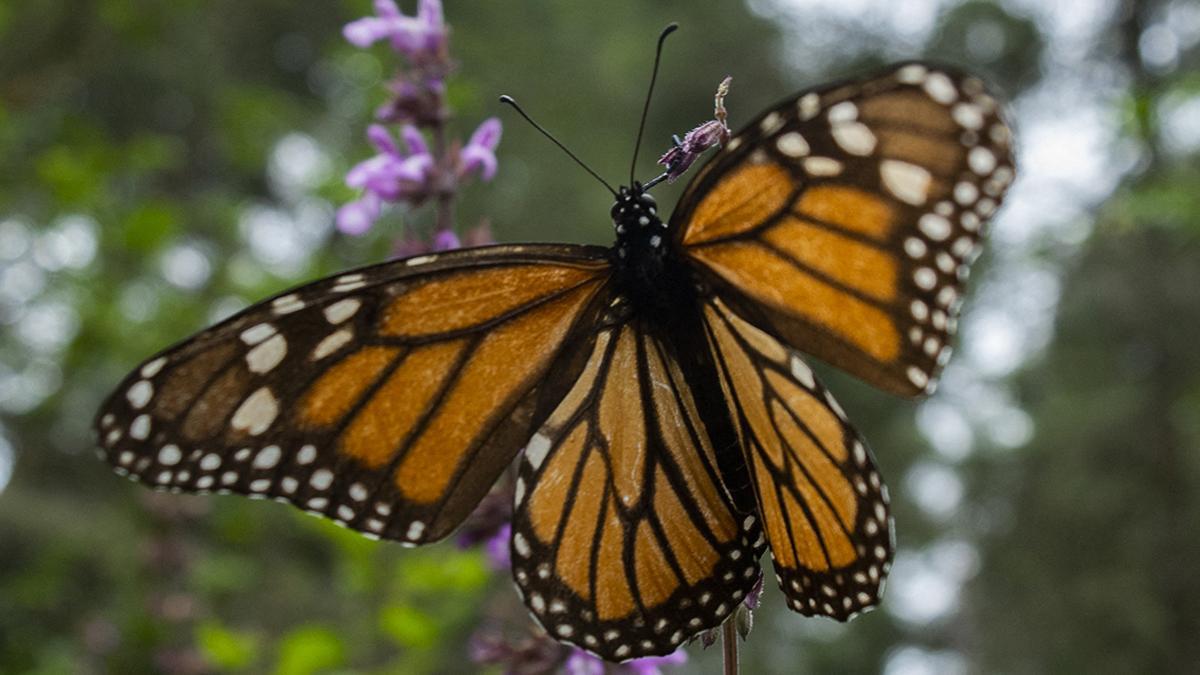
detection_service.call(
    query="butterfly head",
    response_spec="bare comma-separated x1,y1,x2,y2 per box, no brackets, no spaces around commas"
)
610,183,664,238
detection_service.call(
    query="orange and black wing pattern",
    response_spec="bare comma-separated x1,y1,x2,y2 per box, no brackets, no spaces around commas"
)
510,312,764,661
94,244,610,544
674,62,1015,396
703,297,893,620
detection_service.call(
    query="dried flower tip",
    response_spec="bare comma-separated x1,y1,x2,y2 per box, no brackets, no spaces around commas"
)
657,77,734,182
743,570,764,610
714,75,732,127
696,626,721,649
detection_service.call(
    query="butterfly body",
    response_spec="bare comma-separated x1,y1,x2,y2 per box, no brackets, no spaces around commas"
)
96,61,1014,662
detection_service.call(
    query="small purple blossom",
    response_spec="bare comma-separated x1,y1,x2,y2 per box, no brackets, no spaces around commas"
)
337,124,436,235
483,522,511,570
626,650,688,675
563,651,605,675
458,118,502,181
565,648,688,675
658,76,732,182
343,0,446,59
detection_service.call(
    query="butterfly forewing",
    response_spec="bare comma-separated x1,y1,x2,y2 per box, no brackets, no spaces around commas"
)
674,62,1015,396
95,244,611,544
510,316,765,661
703,298,893,619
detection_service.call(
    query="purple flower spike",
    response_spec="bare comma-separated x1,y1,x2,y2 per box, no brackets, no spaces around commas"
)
401,124,431,156
564,650,605,675
458,117,502,180
564,646,688,674
482,521,510,570
626,649,688,675
343,0,446,59
367,123,399,155
336,193,382,235
432,228,462,252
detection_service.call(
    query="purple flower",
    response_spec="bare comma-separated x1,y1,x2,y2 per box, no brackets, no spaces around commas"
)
337,124,434,235
626,649,688,675
458,118,502,181
657,119,729,181
336,192,383,235
344,0,446,59
564,648,688,674
564,651,605,675
483,522,511,570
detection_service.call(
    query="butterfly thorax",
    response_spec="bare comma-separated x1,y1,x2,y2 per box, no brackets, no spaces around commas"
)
610,184,693,318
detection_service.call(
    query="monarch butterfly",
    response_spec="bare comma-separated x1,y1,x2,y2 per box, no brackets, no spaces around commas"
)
94,50,1013,661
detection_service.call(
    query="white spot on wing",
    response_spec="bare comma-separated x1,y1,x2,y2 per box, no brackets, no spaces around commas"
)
240,323,277,345
406,520,426,540
896,63,928,84
923,72,958,104
309,468,334,490
798,92,820,120
759,111,785,134
130,414,151,440
272,294,305,315
880,160,931,206
252,445,282,469
525,433,551,469
831,121,877,156
776,132,810,157
158,444,182,466
969,146,997,175
323,298,361,324
789,355,816,390
246,333,287,373
140,357,167,378
230,387,279,436
918,213,952,241
804,157,843,176
126,380,153,409
312,327,353,360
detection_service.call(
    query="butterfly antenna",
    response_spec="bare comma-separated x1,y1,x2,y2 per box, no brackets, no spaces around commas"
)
499,95,617,196
629,23,679,186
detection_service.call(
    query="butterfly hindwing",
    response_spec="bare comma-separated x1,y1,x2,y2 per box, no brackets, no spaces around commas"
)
95,244,611,544
675,62,1015,396
703,297,893,620
510,316,765,661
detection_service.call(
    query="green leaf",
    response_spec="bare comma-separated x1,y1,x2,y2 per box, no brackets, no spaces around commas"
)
123,201,181,253
196,620,259,670
396,549,489,594
274,625,345,675
379,604,438,649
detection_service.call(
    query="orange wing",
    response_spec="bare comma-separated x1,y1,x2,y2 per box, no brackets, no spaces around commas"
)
510,313,764,661
703,297,893,620
674,62,1015,396
94,244,610,544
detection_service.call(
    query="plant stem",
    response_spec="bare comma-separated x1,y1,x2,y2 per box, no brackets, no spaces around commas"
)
723,619,739,675
431,117,455,234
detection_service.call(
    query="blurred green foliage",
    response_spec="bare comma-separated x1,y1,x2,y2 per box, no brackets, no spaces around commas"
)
1,0,1199,673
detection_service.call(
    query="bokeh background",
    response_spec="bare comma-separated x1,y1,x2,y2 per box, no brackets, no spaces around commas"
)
3,0,1199,673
